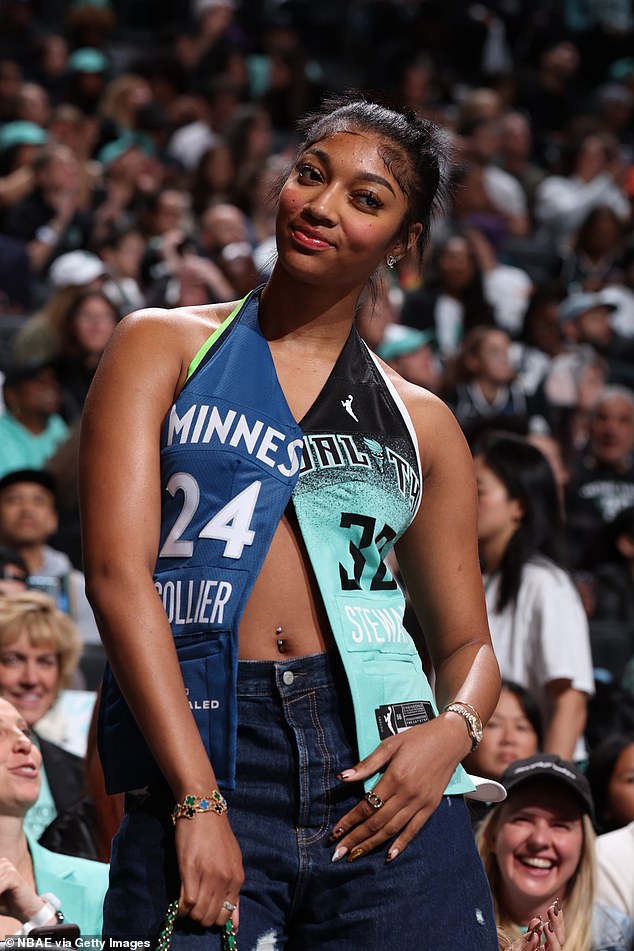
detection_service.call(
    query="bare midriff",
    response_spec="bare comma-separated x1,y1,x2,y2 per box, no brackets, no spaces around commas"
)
238,506,335,660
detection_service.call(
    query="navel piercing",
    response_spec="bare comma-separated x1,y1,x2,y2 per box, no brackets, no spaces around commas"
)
276,625,285,653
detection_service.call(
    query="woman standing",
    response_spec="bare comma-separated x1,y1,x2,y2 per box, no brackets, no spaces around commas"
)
80,95,501,948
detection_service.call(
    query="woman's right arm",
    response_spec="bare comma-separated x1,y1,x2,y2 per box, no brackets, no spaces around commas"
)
79,311,243,926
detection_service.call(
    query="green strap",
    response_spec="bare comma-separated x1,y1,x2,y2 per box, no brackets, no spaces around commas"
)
186,295,248,381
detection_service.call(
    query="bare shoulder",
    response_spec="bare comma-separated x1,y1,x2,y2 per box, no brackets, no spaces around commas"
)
97,300,240,393
115,300,238,357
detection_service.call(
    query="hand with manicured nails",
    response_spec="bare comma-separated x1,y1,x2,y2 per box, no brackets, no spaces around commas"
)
330,716,469,863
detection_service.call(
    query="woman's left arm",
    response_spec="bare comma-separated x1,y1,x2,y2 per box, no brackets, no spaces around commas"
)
331,390,500,861
543,680,588,759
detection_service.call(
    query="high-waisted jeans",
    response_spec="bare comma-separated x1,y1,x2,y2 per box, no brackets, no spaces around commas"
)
103,651,498,950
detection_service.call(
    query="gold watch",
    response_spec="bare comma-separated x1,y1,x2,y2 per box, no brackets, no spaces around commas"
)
444,701,483,751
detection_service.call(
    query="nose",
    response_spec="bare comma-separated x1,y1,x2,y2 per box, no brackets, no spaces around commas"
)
526,821,550,849
12,727,32,754
303,184,339,224
20,658,39,686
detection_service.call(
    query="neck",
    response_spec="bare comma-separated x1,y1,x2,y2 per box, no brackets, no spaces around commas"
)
475,378,501,404
10,409,48,435
0,818,32,874
259,266,364,350
480,529,516,574
12,544,45,575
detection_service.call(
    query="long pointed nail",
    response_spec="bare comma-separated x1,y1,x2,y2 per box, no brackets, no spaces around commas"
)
386,847,399,862
347,846,364,863
331,846,348,863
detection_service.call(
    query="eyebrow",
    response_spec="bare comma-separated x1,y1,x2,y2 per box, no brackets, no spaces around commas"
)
304,147,397,197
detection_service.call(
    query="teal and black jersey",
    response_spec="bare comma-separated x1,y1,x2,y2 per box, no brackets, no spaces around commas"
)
98,286,474,798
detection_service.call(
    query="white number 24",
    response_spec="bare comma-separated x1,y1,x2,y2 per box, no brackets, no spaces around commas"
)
159,473,261,560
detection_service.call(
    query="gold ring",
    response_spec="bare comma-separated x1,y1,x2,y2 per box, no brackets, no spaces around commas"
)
364,790,384,810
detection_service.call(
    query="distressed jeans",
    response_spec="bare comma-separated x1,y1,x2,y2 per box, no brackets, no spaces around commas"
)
103,651,498,950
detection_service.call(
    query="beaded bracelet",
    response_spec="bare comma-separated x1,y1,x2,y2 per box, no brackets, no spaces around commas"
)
171,790,227,825
155,900,238,951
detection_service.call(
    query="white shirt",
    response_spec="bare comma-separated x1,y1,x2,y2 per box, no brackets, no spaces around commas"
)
484,557,595,757
596,823,634,920
483,264,533,337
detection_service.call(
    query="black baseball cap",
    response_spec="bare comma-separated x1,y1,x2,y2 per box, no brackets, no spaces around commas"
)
0,469,56,496
501,754,595,822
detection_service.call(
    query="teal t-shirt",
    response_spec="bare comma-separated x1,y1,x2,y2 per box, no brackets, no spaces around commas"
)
0,412,69,478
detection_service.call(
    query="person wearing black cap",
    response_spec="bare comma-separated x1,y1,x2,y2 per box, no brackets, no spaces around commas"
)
477,754,634,950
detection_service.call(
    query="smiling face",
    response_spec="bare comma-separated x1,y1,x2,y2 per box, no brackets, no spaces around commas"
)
0,697,41,815
490,781,585,922
275,130,419,290
0,630,60,726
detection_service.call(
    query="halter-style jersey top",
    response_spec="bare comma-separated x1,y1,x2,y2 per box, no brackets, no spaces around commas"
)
98,286,474,798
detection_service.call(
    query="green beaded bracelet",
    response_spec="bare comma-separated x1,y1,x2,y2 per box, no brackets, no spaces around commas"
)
171,790,227,824
154,900,238,951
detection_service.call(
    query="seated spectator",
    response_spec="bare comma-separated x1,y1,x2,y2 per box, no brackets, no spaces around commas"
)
464,218,533,338
401,233,495,357
53,289,121,424
0,359,69,480
0,696,106,934
446,325,528,437
565,387,634,570
543,344,608,461
546,291,634,393
0,592,87,845
1,142,91,282
459,116,530,236
464,680,542,783
595,821,634,927
95,224,146,315
583,505,634,688
534,133,630,251
510,283,567,404
9,250,108,370
557,205,626,294
376,324,442,393
587,734,634,834
477,754,634,951
194,201,259,298
0,469,99,644
474,432,594,759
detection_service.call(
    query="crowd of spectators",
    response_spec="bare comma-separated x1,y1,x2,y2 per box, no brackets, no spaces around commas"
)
0,0,633,945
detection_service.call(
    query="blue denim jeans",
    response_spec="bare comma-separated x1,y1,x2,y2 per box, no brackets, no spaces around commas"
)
104,651,498,949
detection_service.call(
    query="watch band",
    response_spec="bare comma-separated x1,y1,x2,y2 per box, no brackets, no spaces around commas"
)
443,701,483,751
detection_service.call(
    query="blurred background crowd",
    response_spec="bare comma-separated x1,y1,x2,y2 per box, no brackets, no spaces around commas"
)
0,0,633,945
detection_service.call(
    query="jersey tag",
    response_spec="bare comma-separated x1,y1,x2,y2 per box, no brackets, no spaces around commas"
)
375,700,435,740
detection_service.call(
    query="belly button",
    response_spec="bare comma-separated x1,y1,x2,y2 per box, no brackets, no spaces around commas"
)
276,625,287,653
